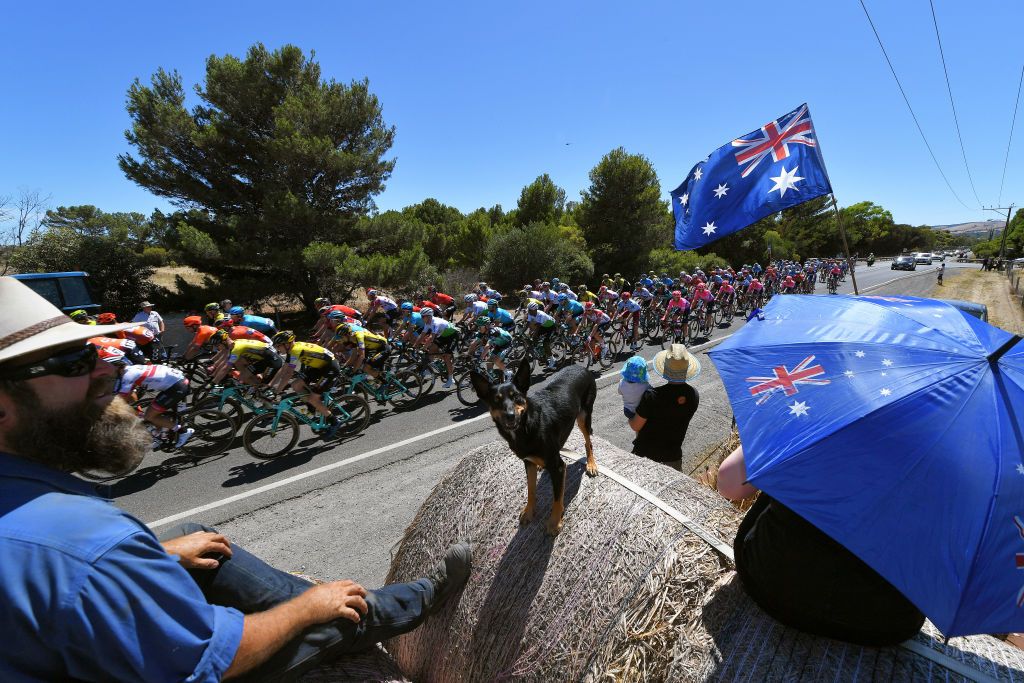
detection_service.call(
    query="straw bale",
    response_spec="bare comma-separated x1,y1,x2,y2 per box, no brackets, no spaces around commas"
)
374,433,1024,683
302,644,410,683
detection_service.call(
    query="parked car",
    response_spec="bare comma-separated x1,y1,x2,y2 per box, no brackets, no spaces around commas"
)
939,299,988,322
914,252,932,265
932,253,945,262
11,271,100,314
892,255,917,271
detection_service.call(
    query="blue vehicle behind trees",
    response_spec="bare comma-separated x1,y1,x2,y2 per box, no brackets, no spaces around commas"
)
11,271,100,314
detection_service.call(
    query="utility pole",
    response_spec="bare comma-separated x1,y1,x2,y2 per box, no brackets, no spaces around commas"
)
984,205,1014,261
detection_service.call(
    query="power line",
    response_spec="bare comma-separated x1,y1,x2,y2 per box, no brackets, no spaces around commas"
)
857,0,973,211
998,64,1024,205
928,0,983,208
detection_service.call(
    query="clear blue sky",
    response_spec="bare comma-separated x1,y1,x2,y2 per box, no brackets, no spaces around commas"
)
1,1,1021,227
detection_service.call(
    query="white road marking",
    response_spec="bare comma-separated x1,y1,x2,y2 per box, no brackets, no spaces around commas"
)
148,267,948,528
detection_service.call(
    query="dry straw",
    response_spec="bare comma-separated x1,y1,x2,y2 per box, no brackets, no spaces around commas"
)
308,434,1024,682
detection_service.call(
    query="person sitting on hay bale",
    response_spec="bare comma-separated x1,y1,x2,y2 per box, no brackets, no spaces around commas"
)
717,445,925,646
0,277,472,682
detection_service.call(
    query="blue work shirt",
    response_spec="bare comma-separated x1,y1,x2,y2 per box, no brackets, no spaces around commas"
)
0,452,244,682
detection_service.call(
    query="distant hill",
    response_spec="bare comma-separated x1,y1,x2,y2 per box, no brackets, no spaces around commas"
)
930,220,1004,236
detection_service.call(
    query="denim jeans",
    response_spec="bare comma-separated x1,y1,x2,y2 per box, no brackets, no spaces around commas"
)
158,522,432,682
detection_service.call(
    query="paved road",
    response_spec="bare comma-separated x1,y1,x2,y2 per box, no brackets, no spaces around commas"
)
113,261,969,585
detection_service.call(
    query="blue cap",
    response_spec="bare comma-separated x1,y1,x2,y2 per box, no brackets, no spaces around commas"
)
620,355,649,383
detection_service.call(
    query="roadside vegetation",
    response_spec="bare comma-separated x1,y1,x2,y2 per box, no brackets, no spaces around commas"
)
1,43,1007,318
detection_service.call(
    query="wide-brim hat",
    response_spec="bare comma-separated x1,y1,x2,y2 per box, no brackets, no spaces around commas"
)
139,301,155,308
651,344,701,383
0,277,132,365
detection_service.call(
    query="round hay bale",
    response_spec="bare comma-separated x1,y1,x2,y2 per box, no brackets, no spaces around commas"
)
383,433,1024,682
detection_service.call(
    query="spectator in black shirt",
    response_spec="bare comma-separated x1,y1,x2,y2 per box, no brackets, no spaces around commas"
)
628,344,700,471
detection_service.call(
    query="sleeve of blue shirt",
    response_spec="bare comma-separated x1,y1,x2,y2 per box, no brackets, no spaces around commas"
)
58,530,244,683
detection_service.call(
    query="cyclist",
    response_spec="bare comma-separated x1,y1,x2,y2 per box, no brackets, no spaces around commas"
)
526,301,559,369
690,283,716,331
476,317,514,382
426,286,456,319
614,291,643,349
459,294,488,325
828,262,842,293
747,277,765,308
716,279,736,317
556,293,585,334
780,275,798,294
100,347,194,449
576,285,599,303
582,302,612,362
413,308,459,388
97,313,157,359
203,302,227,326
270,331,344,436
395,302,426,343
88,335,147,366
210,330,284,389
365,289,400,335
228,306,277,336
556,282,577,301
70,309,96,325
485,299,516,331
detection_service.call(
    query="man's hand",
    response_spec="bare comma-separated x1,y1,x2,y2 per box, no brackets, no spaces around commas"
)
300,580,369,624
162,531,233,570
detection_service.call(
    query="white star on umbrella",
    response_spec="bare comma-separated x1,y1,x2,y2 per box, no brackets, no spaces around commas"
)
1017,464,1024,475
768,165,804,198
880,372,888,377
880,388,892,397
702,222,717,236
882,359,893,367
694,167,703,181
713,183,729,199
680,192,689,206
844,370,855,378
855,351,866,358
788,400,810,417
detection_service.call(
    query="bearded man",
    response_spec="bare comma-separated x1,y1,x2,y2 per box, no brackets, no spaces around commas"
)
0,277,471,682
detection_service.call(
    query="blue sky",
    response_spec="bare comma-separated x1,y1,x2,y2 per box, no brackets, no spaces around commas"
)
1,1,1021,227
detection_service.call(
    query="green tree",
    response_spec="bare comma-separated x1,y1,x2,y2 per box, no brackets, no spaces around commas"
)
577,148,671,277
481,223,593,293
118,43,395,308
516,173,565,226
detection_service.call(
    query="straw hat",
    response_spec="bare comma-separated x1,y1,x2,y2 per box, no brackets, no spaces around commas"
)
0,277,131,365
651,344,701,383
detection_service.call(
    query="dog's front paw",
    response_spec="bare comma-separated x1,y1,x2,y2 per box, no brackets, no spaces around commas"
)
545,516,563,536
519,504,536,525
585,462,599,477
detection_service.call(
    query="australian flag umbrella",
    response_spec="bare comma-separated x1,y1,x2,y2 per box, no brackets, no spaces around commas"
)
671,103,833,251
709,294,1024,637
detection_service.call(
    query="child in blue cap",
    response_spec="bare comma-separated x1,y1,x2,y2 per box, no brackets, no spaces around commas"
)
618,355,652,419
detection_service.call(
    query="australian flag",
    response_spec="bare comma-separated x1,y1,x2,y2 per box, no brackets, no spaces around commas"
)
671,103,833,251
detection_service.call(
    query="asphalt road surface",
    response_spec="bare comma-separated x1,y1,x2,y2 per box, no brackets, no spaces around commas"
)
111,260,970,585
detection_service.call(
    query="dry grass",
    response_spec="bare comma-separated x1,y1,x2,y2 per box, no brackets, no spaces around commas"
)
689,429,759,513
932,269,1024,335
149,265,214,293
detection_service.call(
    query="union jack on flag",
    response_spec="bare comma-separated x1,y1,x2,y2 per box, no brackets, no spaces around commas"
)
746,355,830,405
732,104,819,178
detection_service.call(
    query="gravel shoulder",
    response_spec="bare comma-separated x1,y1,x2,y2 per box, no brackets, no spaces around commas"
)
929,268,1024,335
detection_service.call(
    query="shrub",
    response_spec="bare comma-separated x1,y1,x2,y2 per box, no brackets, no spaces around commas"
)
141,246,169,266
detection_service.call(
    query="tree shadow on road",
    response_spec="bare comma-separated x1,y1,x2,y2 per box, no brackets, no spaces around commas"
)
221,432,369,487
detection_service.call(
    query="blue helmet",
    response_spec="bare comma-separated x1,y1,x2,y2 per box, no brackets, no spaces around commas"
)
400,301,414,311
327,310,347,320
229,306,245,316
557,293,568,303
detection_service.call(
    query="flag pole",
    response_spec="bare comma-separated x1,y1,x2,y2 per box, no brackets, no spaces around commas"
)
830,194,860,295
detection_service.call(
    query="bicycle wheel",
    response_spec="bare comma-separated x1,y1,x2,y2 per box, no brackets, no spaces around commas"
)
548,340,568,367
598,340,616,369
688,317,702,344
243,412,300,459
180,408,237,457
194,396,245,430
723,303,735,324
329,393,371,437
387,370,424,410
455,370,483,406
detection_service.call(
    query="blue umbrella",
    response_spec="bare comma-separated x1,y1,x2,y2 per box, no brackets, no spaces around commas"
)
709,294,1024,637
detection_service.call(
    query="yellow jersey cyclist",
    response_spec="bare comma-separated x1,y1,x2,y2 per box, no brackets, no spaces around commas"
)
210,331,283,389
270,331,345,437
334,323,391,384
412,307,460,389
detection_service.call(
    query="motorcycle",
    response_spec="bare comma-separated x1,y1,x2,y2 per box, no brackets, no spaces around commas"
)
866,256,875,267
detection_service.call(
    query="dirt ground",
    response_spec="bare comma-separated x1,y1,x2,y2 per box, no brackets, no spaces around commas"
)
149,265,213,293
931,269,1024,335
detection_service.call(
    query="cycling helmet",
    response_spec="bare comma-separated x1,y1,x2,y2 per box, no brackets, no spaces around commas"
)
427,284,437,292
97,346,127,365
204,302,220,312
671,290,682,298
400,301,414,311
527,302,540,312
475,316,491,327
621,291,631,299
314,297,330,308
487,299,498,308
583,302,595,311
212,329,231,344
464,294,478,303
183,315,203,328
272,330,296,346
557,293,568,303
541,281,550,288
216,319,235,329
478,282,487,289
97,313,117,324
327,310,347,320
229,306,245,316
551,277,560,285
318,305,333,316
366,289,378,298
598,285,607,293
69,309,89,321
489,292,502,301
420,307,434,317
557,283,569,291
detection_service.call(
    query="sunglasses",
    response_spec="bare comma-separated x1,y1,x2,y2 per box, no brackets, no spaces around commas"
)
0,344,98,381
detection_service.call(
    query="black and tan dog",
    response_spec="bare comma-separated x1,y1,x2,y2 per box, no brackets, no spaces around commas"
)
470,361,598,535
